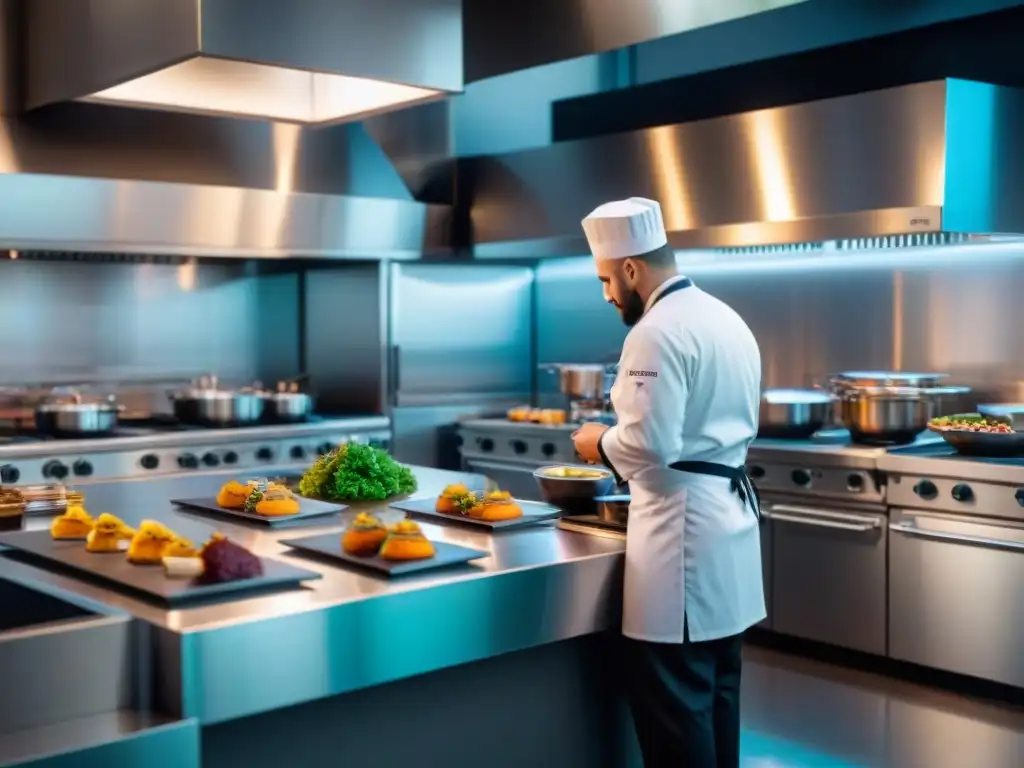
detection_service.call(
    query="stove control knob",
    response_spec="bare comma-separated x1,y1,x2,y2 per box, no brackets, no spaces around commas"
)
256,447,274,462
42,460,68,480
72,459,93,477
317,442,334,456
476,437,495,452
790,469,812,487
1015,489,1024,507
541,442,557,457
748,465,766,480
177,454,199,470
290,445,306,460
139,454,160,470
223,451,239,465
0,465,20,484
511,440,528,455
846,473,864,491
201,452,220,468
951,483,974,503
913,480,938,500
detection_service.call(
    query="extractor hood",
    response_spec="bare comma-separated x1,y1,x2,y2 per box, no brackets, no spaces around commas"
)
23,0,462,125
464,79,1024,258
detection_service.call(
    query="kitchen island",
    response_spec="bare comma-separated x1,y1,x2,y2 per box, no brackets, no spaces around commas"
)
0,465,636,767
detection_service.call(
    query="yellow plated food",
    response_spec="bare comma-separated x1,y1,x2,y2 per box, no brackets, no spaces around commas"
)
50,505,95,540
379,519,435,561
86,513,136,553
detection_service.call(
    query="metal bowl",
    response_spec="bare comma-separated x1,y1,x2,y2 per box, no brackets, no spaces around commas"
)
759,389,835,439
533,464,617,515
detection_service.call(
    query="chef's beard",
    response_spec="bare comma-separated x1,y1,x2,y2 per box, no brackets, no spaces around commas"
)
620,289,646,326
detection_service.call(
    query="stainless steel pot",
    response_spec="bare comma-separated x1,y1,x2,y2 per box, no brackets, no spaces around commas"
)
35,393,120,437
759,389,835,439
169,377,264,426
595,494,630,525
261,381,314,423
540,364,609,401
837,385,970,445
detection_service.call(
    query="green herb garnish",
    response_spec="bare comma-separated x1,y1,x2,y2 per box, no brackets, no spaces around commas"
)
297,443,417,502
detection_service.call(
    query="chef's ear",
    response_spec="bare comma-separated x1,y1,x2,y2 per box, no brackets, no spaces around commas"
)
622,258,637,283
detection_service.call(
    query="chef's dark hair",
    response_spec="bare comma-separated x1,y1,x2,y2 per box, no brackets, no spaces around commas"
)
625,243,675,269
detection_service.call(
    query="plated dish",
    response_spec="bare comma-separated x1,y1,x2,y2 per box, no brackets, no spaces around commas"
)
435,484,524,522
216,479,302,517
47,508,262,585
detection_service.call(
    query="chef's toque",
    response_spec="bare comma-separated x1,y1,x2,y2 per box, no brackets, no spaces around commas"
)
581,197,668,260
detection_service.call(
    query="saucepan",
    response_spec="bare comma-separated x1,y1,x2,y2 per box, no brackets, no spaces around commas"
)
830,380,971,445
168,376,264,427
35,391,122,438
595,494,630,525
758,389,836,439
260,376,314,423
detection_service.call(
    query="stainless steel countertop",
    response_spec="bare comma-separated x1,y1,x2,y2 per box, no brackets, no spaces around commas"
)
0,416,391,460
0,464,627,723
0,465,624,634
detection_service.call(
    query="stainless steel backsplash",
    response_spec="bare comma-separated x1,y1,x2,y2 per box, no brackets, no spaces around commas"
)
0,258,299,388
535,248,1024,406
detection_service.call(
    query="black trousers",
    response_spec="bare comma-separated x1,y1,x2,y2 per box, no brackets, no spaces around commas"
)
623,628,743,768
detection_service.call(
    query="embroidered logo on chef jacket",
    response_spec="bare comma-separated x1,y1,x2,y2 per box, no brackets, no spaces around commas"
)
627,369,658,378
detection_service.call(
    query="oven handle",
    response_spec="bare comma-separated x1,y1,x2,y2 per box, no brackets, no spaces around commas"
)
767,504,882,528
765,511,878,532
889,523,1024,553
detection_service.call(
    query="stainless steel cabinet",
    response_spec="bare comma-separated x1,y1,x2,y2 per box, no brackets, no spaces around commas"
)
768,500,888,655
889,509,1024,688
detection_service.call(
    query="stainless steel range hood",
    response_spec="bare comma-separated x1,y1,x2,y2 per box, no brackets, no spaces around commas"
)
467,79,1024,258
24,0,462,125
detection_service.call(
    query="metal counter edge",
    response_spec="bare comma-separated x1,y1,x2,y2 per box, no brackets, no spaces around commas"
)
160,552,624,724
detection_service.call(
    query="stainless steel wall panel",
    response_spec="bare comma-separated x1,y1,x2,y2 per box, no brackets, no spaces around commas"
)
534,244,1024,404
0,259,299,387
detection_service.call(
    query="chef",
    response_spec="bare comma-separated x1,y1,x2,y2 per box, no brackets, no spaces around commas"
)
571,198,765,767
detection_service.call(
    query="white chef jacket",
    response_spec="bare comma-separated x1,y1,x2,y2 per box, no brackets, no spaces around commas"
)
598,276,766,643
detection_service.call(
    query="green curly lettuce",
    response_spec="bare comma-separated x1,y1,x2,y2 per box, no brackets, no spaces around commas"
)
297,443,417,502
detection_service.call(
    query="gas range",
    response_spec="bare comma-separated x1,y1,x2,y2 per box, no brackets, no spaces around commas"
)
879,442,1024,523
0,415,391,485
745,428,917,506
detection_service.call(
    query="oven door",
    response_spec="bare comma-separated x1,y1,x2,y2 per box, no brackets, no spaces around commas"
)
889,508,1024,687
765,497,888,654
462,458,545,501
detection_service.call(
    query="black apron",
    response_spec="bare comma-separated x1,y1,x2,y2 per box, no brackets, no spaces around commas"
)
646,278,762,522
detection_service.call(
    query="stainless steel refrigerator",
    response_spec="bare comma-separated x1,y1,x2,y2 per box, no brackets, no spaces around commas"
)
388,263,534,468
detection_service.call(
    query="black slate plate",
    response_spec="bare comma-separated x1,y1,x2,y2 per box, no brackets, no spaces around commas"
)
391,497,561,530
171,496,345,526
0,530,322,606
281,532,487,577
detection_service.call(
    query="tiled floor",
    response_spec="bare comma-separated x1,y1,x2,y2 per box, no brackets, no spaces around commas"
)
740,644,1024,767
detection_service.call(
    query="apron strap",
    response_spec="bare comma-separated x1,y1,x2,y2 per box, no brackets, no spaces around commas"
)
669,460,761,521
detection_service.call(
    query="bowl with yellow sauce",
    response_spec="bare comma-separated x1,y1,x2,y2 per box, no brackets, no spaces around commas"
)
533,464,617,515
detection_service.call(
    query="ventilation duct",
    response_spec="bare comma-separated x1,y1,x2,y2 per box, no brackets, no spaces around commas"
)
464,80,1024,257
24,0,462,125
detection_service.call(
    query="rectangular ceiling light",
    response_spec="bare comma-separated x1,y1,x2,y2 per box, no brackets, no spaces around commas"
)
84,57,446,125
